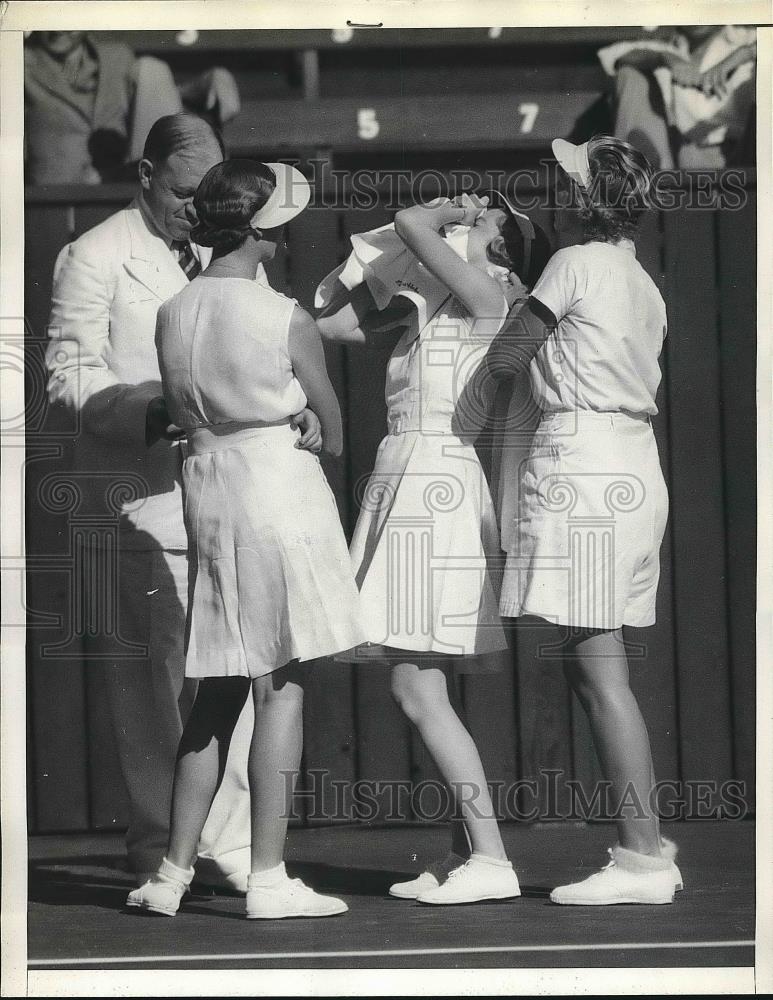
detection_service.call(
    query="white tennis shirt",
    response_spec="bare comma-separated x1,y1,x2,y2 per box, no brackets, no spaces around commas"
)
529,240,667,416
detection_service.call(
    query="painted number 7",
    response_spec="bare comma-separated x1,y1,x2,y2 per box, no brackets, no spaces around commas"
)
517,103,539,133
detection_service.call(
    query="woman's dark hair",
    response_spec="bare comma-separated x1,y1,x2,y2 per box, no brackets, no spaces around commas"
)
142,112,225,167
191,159,276,255
487,213,552,288
576,134,654,242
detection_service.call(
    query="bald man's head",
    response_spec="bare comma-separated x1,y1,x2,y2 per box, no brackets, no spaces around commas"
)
139,114,225,242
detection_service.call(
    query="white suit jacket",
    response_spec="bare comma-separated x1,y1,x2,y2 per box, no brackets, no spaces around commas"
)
46,199,265,551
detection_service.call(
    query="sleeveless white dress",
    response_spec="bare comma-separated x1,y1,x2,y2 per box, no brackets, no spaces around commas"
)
348,295,509,666
156,275,366,678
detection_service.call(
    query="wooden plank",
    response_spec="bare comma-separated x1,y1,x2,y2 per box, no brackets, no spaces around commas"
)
286,204,341,313
663,208,733,794
409,726,445,818
625,209,680,796
462,655,519,820
226,92,602,154
99,27,640,54
73,202,126,241
25,183,136,204
636,210,664,288
27,661,38,833
569,689,603,820
514,619,574,820
354,665,414,824
717,193,757,813
29,642,90,832
24,205,73,342
85,670,129,830
298,659,357,826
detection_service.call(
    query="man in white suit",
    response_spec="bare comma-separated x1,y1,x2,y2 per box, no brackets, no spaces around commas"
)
46,114,319,890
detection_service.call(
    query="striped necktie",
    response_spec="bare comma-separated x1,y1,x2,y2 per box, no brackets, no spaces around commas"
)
172,241,201,281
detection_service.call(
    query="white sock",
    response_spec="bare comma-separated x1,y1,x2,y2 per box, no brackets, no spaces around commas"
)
470,852,513,868
248,861,286,887
612,845,671,872
158,857,194,884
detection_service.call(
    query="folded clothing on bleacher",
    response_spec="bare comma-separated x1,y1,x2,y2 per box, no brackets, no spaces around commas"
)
598,26,756,149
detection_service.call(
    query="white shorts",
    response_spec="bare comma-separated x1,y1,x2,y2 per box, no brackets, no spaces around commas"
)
499,411,669,629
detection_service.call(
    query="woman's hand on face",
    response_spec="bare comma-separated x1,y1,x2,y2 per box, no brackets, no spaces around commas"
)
452,193,490,227
291,408,323,453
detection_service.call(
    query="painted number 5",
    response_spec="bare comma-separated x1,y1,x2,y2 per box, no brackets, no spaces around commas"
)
517,102,539,133
357,108,380,140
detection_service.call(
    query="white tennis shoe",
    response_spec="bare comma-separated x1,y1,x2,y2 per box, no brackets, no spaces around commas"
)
416,854,521,905
126,858,194,916
550,845,676,906
246,864,348,919
660,835,684,891
389,851,469,899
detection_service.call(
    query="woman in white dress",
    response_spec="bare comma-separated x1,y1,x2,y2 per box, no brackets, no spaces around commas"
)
126,159,365,920
318,194,551,905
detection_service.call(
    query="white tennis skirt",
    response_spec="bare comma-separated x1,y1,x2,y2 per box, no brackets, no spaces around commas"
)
182,422,366,678
499,411,669,629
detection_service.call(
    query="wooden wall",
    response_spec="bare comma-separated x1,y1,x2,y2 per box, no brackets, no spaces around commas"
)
24,175,756,833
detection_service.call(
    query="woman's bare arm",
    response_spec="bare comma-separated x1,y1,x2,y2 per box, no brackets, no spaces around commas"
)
317,280,412,350
288,307,344,456
394,201,506,321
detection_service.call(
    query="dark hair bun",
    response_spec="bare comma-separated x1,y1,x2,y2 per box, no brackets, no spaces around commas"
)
190,221,248,250
191,160,276,254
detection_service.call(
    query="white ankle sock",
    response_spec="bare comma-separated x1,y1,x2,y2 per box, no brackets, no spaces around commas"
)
612,845,671,872
660,836,678,860
158,857,194,884
248,862,286,887
470,852,512,868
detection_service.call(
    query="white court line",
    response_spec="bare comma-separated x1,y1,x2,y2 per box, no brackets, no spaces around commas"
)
29,940,755,967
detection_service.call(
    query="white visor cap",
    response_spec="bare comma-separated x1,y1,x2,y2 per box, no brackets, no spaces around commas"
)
552,138,591,190
250,163,311,229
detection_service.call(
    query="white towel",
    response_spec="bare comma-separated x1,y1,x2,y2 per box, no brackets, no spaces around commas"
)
315,221,476,331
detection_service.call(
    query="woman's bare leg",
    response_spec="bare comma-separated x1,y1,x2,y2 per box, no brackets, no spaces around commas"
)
563,628,661,856
447,673,473,859
391,661,506,861
166,677,251,870
249,660,308,872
